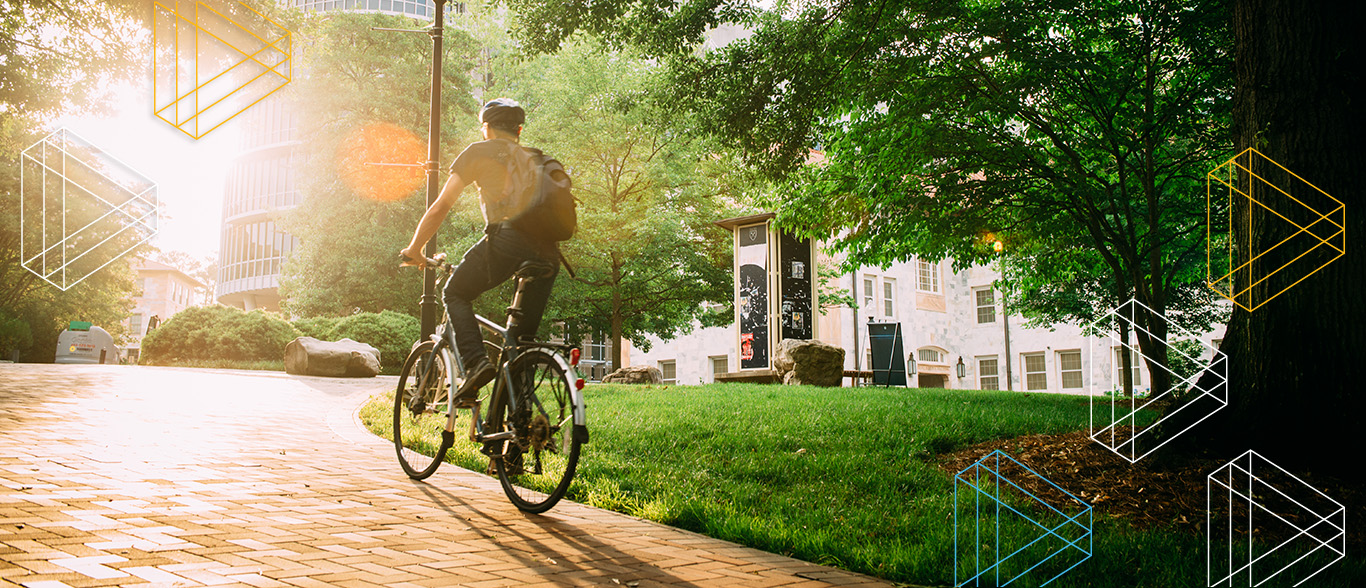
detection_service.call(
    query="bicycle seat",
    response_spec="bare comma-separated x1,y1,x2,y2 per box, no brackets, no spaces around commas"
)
514,259,556,281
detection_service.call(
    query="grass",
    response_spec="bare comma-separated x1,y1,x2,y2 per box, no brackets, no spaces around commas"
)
360,383,1363,587
143,358,287,371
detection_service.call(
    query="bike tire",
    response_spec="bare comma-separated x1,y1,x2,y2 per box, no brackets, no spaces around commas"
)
393,340,451,480
489,349,583,513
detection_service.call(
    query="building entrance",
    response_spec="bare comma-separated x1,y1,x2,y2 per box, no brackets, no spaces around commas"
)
918,373,948,389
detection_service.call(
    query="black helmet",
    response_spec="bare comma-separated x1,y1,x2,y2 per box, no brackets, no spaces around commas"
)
480,98,525,132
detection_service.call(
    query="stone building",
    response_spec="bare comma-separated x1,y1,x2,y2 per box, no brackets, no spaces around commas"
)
122,259,210,362
625,254,1226,393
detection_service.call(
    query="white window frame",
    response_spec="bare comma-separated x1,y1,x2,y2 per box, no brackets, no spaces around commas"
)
710,355,728,381
659,360,677,385
977,356,1000,390
862,275,876,314
917,259,940,293
974,287,996,324
1115,347,1142,388
918,348,943,364
1057,350,1083,389
881,277,896,319
1022,352,1047,391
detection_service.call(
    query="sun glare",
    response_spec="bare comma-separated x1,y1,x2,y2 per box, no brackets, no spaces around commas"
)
338,123,427,203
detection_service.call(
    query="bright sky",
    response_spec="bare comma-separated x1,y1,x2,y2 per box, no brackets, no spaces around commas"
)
54,80,241,263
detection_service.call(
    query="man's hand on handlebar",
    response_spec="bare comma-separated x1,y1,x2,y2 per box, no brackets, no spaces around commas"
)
399,247,427,268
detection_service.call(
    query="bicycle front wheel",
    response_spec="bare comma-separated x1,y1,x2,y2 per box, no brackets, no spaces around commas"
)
393,340,451,480
491,349,583,513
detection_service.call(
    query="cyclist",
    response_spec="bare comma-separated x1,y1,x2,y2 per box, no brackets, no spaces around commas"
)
400,98,559,406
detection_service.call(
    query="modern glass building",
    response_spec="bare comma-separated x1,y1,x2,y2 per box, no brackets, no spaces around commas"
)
217,0,447,310
216,96,302,310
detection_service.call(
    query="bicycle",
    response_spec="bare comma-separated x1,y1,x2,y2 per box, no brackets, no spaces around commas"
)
393,252,587,513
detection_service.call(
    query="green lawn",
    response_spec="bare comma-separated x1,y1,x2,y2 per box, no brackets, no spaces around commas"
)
360,383,1363,587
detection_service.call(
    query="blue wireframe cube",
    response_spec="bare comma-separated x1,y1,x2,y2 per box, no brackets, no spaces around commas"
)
954,450,1093,586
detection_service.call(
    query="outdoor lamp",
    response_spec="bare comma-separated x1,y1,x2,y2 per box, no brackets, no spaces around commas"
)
956,356,966,378
908,356,917,376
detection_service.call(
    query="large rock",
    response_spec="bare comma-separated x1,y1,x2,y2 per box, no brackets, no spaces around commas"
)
602,365,664,385
774,338,845,387
284,337,381,378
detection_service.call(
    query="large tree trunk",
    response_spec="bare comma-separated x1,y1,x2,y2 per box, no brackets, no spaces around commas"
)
1185,0,1365,474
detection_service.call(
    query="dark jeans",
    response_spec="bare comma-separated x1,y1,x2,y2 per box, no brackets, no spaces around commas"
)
443,223,559,370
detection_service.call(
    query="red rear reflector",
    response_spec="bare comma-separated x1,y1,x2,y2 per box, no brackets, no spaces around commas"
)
570,348,581,366
576,378,585,390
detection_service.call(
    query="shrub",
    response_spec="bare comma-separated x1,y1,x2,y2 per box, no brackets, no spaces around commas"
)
327,310,420,370
291,316,340,340
142,305,300,364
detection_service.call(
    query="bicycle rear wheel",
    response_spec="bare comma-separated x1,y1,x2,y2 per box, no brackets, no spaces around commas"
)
490,349,583,513
393,340,451,480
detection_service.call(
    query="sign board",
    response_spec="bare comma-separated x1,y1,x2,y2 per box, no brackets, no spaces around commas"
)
717,213,820,373
737,222,770,370
868,322,908,387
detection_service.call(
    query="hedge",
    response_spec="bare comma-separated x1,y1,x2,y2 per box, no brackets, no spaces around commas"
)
141,305,300,364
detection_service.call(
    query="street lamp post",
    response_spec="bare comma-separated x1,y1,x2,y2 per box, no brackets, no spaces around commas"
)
419,0,446,339
374,0,448,338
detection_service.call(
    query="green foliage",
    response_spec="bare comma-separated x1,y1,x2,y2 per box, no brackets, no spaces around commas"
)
291,316,340,340
141,305,299,364
327,311,420,370
0,309,33,359
509,37,745,361
278,11,483,318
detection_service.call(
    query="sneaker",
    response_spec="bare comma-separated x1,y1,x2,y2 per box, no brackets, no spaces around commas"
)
455,357,495,407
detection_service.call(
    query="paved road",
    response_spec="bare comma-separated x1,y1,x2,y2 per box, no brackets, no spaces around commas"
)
0,365,891,588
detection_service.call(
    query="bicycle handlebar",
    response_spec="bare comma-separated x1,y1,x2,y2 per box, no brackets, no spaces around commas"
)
399,252,452,272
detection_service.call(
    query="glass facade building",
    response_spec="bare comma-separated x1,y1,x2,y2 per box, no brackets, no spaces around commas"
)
216,97,301,310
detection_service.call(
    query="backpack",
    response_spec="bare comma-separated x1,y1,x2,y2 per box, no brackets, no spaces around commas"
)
500,141,577,242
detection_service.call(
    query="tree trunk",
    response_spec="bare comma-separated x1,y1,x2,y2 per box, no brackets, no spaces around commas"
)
1185,0,1365,474
610,257,624,372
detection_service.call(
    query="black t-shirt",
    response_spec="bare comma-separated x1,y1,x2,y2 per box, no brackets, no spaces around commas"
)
449,139,519,225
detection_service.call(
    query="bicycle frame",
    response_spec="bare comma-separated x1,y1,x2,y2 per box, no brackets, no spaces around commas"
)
425,310,586,445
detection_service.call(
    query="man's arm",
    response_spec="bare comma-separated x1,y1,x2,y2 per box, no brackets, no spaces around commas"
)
400,173,467,266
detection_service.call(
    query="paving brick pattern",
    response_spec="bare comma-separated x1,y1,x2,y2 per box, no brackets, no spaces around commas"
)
0,365,892,588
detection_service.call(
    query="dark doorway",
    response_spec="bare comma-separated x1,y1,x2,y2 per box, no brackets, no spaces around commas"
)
918,374,947,389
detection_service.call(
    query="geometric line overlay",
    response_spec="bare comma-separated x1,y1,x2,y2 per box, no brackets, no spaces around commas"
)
1207,450,1347,587
954,450,1093,586
153,0,292,139
19,128,158,291
1088,298,1228,463
1206,147,1345,312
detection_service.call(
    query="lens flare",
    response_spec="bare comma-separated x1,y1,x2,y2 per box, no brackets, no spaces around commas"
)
338,123,426,203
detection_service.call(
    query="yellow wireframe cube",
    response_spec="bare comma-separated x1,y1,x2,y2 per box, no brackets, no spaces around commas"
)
1206,148,1344,312
153,0,292,139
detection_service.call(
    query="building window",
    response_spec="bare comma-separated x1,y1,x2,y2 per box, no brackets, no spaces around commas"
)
1115,347,1142,387
863,275,875,312
978,357,999,390
710,355,728,377
975,288,995,324
1058,350,1082,389
659,360,677,385
918,348,942,363
882,277,896,318
1023,352,1047,390
917,260,940,293
130,313,143,339
587,332,607,362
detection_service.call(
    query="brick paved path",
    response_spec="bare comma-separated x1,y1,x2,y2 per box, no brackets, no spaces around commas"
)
0,365,893,588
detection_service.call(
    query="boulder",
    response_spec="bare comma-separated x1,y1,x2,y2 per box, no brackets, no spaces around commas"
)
284,337,381,378
774,338,845,387
602,365,664,385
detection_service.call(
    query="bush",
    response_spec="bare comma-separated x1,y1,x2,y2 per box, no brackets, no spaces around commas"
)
291,316,340,340
142,306,300,364
327,310,420,370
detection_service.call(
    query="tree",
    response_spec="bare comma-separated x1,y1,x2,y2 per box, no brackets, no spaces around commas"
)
1181,0,1366,472
0,0,149,361
277,11,483,318
509,38,740,370
151,250,218,304
509,0,1232,389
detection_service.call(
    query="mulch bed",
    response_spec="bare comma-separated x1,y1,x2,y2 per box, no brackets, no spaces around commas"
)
934,430,1364,547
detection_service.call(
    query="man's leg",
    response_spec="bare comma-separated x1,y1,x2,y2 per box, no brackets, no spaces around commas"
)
444,237,516,378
